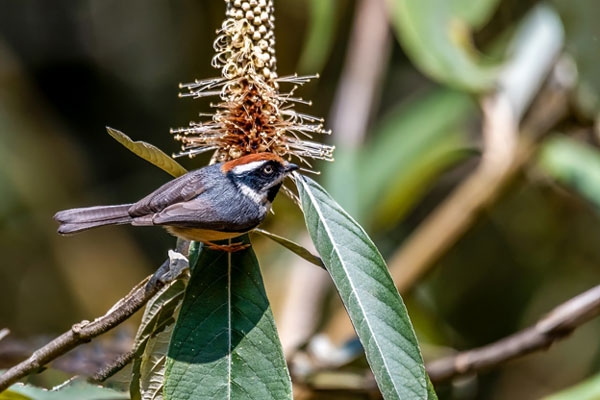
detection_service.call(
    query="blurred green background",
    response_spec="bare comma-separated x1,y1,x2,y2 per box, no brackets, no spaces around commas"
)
1,0,600,399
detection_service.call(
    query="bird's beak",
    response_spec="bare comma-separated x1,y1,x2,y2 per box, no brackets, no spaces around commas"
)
285,162,299,173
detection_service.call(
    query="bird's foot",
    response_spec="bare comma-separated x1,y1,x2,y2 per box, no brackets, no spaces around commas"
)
204,242,250,252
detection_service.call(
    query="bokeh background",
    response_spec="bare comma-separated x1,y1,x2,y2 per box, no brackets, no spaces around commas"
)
1,0,600,399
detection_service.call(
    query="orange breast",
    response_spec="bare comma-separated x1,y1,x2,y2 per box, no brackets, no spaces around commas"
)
165,226,246,243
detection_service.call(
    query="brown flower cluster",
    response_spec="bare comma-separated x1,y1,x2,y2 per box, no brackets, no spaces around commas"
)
171,0,334,169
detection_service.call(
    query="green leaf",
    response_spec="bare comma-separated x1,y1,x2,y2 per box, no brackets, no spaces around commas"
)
130,244,201,400
165,237,292,399
387,0,499,91
137,327,172,400
130,274,189,399
3,378,128,400
253,228,324,269
295,174,431,399
106,127,188,178
426,376,438,399
542,371,600,400
537,135,600,210
187,241,202,272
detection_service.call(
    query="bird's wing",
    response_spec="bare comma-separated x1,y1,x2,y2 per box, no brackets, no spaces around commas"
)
149,184,259,232
128,170,210,217
150,183,243,227
150,201,223,227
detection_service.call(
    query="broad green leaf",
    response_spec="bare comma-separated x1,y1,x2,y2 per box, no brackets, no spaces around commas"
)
386,0,499,91
3,378,128,400
253,228,324,269
138,328,172,400
426,376,438,399
186,241,202,272
296,175,432,400
106,127,188,178
543,371,600,400
165,237,292,399
537,135,600,210
130,276,188,400
131,244,201,400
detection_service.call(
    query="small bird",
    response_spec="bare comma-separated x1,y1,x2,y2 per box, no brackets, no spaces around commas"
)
54,153,298,251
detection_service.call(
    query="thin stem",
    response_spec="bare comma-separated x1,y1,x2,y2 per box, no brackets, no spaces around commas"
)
0,259,169,393
427,284,600,382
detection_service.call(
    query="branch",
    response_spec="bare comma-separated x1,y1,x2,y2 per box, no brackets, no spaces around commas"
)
0,258,170,393
286,284,600,395
427,284,600,383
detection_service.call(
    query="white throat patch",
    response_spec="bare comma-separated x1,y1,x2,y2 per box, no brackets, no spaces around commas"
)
238,183,268,211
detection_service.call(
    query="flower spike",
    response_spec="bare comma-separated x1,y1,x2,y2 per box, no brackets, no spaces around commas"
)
171,0,334,169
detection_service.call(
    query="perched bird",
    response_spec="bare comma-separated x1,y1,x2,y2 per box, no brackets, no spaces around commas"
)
54,153,298,251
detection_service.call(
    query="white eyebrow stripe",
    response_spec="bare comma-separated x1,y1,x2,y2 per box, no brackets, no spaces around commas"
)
231,160,266,175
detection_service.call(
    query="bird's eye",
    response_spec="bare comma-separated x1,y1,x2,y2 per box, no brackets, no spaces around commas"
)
262,165,274,174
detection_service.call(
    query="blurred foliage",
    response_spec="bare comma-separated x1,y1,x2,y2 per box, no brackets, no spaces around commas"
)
543,371,600,400
538,135,600,210
362,89,475,229
164,237,293,399
2,0,600,399
551,0,600,116
296,0,338,74
387,0,500,91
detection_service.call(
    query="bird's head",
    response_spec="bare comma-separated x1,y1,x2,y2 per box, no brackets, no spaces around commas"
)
221,153,299,204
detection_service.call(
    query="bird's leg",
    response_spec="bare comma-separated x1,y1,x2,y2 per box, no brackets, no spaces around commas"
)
204,241,250,252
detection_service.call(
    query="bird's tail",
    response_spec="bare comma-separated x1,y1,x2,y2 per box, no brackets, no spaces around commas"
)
54,204,134,235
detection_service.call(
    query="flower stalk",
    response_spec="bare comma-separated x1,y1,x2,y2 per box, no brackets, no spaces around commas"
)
171,0,334,168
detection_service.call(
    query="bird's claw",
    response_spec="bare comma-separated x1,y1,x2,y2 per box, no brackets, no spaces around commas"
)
205,242,250,252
